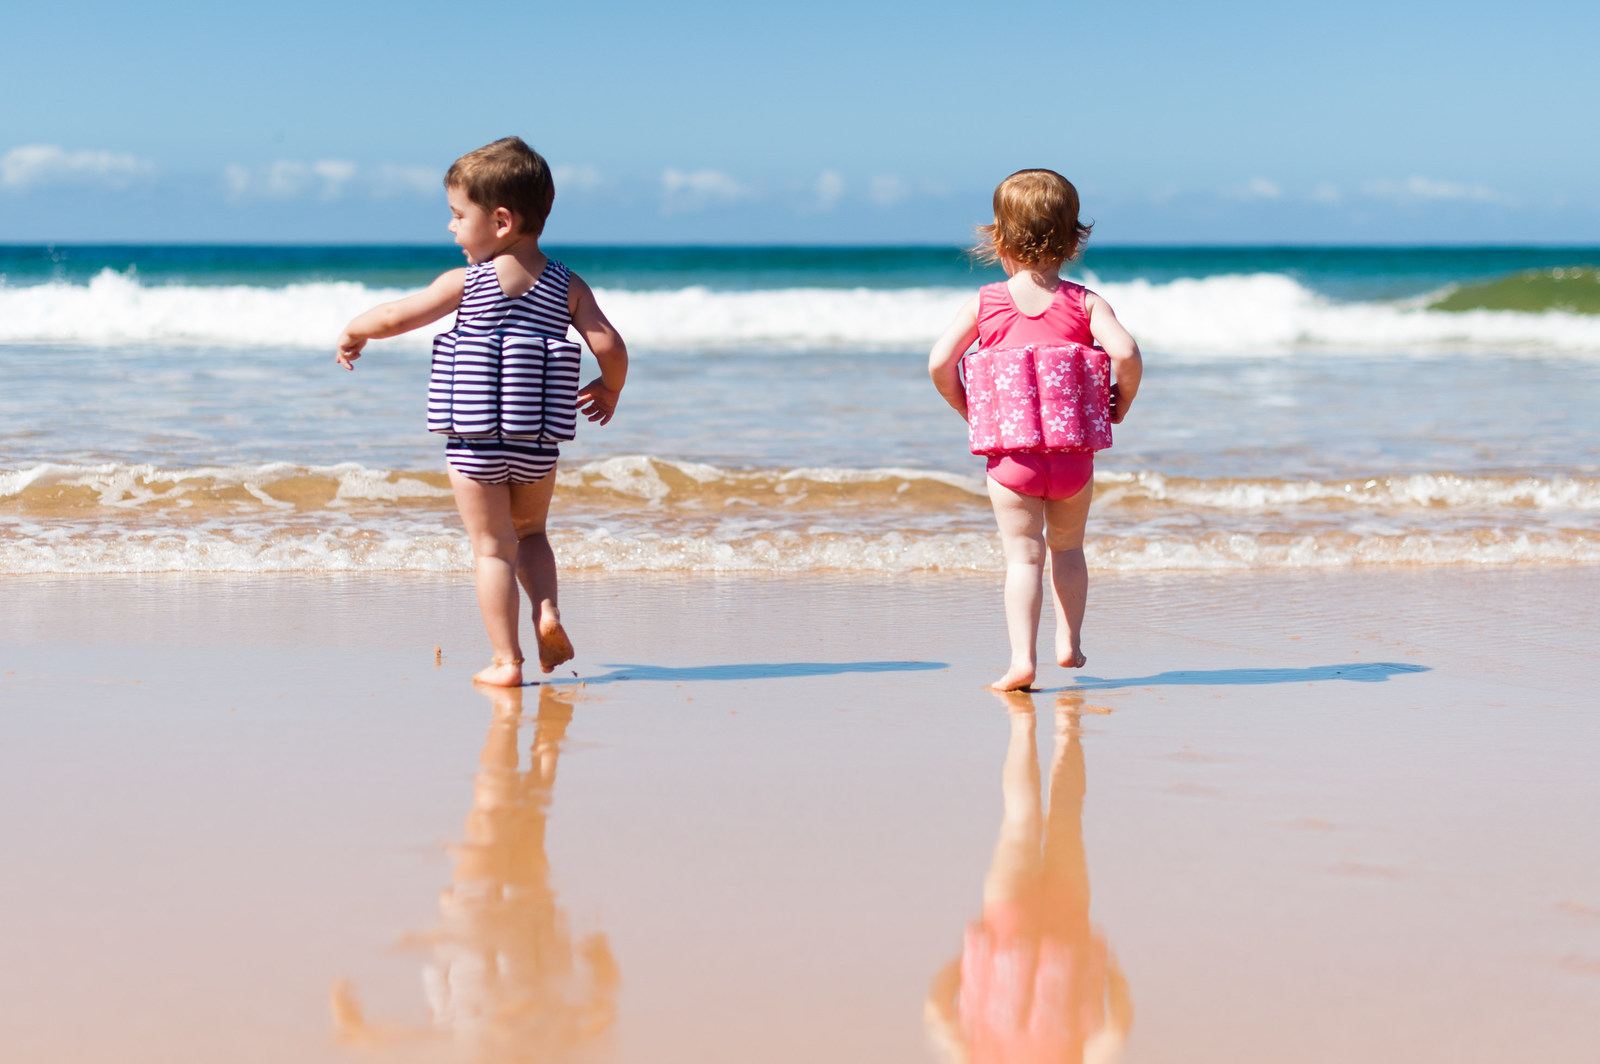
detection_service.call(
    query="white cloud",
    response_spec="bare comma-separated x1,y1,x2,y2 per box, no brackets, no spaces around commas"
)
1363,175,1511,206
1310,183,1342,204
225,159,360,201
223,164,251,198
1,144,153,191
661,168,753,212
311,160,356,197
553,163,604,194
868,174,907,207
1227,177,1283,201
814,170,845,211
371,164,439,198
263,161,308,198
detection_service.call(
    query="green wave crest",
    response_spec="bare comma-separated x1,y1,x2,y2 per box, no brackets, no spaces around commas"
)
1430,265,1600,314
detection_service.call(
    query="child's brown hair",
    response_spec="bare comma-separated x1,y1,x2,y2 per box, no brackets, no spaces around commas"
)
974,169,1093,268
444,137,556,236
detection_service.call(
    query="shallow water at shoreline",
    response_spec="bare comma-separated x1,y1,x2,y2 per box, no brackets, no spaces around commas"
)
5,458,1599,572
9,344,1600,478
6,342,1599,573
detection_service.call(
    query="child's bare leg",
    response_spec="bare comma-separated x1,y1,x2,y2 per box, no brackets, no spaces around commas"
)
510,470,573,673
988,477,1049,691
1044,480,1094,668
449,469,524,686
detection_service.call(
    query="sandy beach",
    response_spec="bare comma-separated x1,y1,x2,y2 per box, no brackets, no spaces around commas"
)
3,566,1597,1063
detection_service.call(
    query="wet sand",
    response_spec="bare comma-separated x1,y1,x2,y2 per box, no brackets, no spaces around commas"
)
2,568,1598,1063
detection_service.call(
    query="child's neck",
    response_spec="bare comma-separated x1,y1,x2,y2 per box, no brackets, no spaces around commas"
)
1005,260,1062,289
1003,259,1065,316
493,232,545,270
486,234,549,297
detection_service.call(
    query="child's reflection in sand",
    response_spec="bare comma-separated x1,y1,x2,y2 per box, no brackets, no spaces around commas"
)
927,691,1133,1064
333,684,617,1061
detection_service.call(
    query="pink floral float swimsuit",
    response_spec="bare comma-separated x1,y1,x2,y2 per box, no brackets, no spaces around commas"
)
970,280,1104,500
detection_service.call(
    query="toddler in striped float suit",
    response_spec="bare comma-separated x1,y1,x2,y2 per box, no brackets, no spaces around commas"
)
337,136,629,687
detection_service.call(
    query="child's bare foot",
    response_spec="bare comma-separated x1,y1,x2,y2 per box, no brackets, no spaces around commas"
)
473,658,524,687
536,610,575,674
990,662,1037,691
1056,634,1088,669
990,688,1038,713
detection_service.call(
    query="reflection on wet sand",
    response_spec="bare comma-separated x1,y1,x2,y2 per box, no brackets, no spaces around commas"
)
333,685,617,1061
927,692,1132,1064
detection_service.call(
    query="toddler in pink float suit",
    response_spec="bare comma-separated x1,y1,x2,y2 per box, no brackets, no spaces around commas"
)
929,170,1143,691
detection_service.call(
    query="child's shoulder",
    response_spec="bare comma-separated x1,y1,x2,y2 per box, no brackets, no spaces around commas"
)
427,265,469,293
562,266,600,310
976,279,1010,308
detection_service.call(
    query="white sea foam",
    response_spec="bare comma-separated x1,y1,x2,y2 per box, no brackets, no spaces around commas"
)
5,460,1600,573
3,523,1598,574
4,269,1600,356
1092,273,1600,356
0,461,454,507
595,285,969,349
6,460,1596,516
1096,471,1600,511
0,270,403,348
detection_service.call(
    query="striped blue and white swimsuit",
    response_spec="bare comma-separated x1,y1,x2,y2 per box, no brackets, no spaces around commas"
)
429,258,581,484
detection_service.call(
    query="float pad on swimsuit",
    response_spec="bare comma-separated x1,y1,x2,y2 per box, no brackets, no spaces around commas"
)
427,331,582,440
964,342,1113,456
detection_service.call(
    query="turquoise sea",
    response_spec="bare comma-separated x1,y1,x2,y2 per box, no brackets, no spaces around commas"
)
2,245,1598,572
5,243,1600,299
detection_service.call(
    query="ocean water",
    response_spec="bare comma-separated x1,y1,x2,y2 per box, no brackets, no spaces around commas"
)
2,245,1598,573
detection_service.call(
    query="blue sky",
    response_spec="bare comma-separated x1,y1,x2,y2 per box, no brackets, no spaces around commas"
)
2,0,1596,244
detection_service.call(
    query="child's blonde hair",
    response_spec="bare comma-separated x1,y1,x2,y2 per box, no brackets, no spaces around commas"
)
444,137,555,236
975,169,1093,268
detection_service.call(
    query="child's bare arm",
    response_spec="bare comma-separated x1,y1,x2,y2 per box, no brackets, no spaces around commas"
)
568,273,628,425
335,268,467,370
1086,290,1142,424
928,295,980,420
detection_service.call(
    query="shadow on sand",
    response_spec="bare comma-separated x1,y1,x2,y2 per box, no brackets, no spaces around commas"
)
1046,661,1431,692
569,660,948,685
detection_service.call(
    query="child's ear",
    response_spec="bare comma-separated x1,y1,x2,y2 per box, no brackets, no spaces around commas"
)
493,206,518,237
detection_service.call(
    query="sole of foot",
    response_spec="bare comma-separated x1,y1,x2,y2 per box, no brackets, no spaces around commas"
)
1057,649,1087,669
537,615,575,674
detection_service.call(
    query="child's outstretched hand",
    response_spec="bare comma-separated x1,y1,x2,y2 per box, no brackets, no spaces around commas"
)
577,377,621,424
336,332,366,371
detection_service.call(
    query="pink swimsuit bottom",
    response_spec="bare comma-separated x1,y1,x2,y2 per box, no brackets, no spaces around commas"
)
987,452,1094,500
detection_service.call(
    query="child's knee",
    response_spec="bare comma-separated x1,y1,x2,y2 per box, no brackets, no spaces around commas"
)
1046,530,1086,552
515,524,549,544
468,530,518,560
1003,538,1048,567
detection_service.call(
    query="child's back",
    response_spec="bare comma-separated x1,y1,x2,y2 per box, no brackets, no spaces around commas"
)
976,275,1094,348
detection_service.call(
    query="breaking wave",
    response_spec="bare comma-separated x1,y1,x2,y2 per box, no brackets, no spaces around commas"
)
3,457,1598,573
4,269,1600,355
